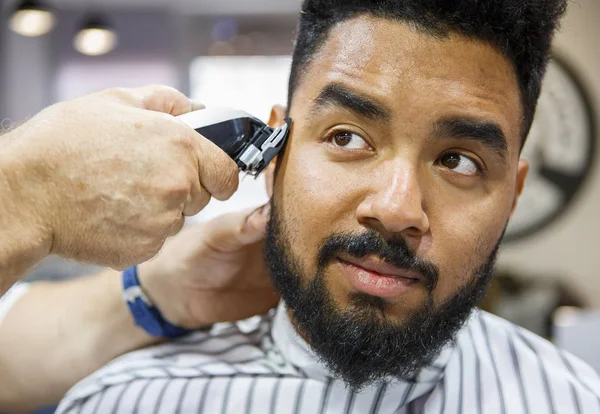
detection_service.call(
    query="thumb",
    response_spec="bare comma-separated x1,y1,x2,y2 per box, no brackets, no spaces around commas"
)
132,84,197,116
203,204,270,253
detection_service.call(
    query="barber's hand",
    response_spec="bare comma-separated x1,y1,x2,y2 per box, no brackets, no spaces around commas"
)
137,204,279,328
10,85,239,270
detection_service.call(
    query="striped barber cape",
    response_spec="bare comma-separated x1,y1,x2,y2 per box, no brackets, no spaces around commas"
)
56,302,600,414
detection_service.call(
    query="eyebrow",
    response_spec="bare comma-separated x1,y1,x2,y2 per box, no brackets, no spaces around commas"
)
310,83,392,124
433,119,509,164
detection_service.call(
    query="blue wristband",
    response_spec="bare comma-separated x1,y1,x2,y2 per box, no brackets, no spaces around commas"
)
122,266,193,338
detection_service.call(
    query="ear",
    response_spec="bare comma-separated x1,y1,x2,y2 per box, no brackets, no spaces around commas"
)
268,104,287,127
510,159,529,218
263,105,288,197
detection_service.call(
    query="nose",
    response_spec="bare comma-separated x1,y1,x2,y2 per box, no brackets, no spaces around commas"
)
356,162,430,237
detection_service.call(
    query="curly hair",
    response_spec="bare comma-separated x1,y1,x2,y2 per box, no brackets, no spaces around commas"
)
288,0,568,145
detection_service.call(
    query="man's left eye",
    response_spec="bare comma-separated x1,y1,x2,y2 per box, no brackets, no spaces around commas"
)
439,153,480,176
330,131,370,150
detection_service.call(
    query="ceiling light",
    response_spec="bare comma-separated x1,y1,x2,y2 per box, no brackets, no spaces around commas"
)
9,0,56,37
73,16,118,56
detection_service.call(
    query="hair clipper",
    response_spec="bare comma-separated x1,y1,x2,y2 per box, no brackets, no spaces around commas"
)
177,108,291,177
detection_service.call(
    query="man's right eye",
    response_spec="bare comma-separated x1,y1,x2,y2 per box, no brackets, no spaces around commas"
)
327,131,371,150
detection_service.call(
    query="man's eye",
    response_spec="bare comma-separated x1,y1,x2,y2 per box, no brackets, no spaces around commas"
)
329,131,370,150
439,153,480,176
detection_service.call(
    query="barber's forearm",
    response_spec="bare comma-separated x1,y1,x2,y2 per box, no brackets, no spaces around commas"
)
0,270,161,413
0,134,52,294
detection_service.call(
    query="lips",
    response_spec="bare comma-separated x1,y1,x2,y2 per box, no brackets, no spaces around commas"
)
339,255,422,281
337,254,423,298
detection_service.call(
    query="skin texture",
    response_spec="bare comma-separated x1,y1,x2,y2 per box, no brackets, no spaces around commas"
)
269,16,529,328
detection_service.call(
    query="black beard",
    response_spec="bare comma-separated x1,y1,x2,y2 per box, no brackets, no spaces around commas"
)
265,200,503,390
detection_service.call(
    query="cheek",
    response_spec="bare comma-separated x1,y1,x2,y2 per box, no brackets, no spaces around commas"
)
427,191,512,303
274,141,361,271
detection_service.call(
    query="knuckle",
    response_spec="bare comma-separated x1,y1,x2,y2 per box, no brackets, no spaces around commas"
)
135,85,170,109
172,128,198,152
137,84,172,99
142,228,167,250
141,85,187,112
169,177,192,200
147,84,178,95
102,87,132,101
155,171,191,203
95,87,139,107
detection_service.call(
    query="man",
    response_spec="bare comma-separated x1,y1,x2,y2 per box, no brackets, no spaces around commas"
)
0,85,239,294
57,0,600,413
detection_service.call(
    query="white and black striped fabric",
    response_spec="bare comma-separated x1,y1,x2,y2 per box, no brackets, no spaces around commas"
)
56,302,600,414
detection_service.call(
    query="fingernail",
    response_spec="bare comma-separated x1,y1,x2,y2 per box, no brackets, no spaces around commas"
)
190,100,205,111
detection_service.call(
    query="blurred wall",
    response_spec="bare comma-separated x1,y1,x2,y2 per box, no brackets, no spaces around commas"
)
0,7,185,121
50,9,184,101
181,15,296,60
1,18,52,122
497,0,600,307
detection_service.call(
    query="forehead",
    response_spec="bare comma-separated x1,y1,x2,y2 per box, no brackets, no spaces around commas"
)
291,15,523,151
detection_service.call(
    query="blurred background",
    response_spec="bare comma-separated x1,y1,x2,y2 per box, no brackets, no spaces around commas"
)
0,0,599,376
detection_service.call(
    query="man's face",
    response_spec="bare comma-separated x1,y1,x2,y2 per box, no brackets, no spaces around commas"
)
266,15,528,387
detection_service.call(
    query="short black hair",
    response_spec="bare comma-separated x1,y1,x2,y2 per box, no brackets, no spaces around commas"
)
288,0,567,145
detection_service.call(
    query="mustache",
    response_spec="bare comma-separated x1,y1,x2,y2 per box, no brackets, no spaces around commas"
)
317,230,439,292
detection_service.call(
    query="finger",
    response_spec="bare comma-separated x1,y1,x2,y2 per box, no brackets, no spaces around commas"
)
194,135,240,201
264,157,277,199
183,182,211,217
203,204,270,253
133,85,196,116
240,203,270,244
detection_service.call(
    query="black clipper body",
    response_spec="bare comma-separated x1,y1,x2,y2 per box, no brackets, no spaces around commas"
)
177,108,291,177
